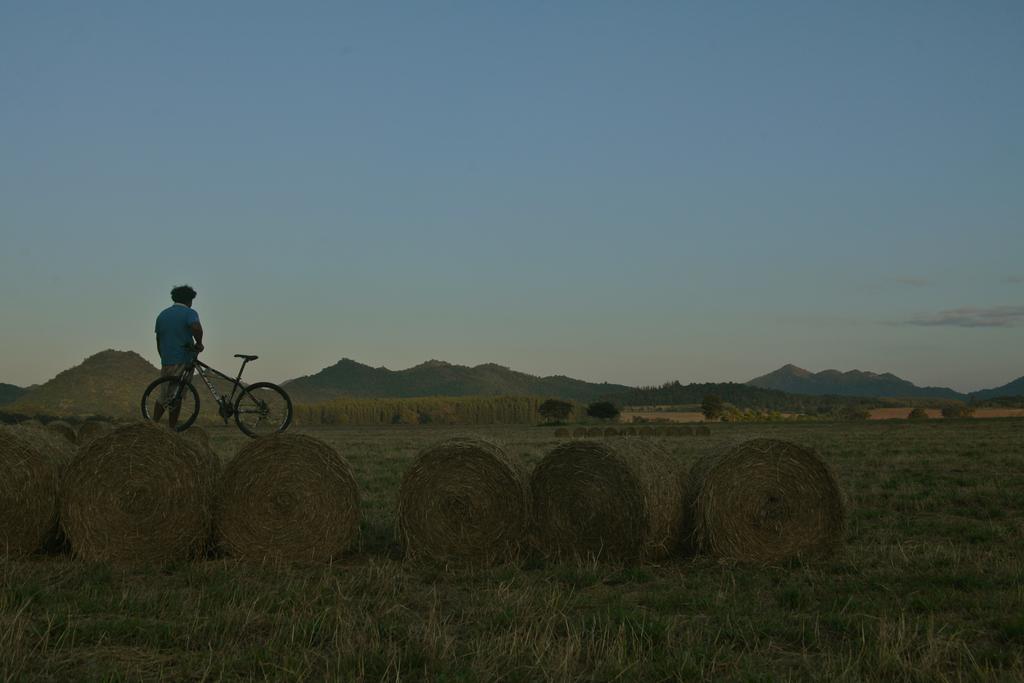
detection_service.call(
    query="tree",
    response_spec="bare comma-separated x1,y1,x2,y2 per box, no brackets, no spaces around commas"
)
907,407,929,420
586,401,620,421
538,398,573,423
701,395,724,421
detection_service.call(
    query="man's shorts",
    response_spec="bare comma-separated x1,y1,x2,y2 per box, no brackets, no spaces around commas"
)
158,364,188,406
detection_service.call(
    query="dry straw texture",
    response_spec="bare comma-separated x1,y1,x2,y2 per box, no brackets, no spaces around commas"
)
187,425,210,449
61,422,218,564
397,437,529,563
0,426,70,557
215,434,360,562
45,420,78,445
683,438,846,562
77,420,112,446
530,439,686,562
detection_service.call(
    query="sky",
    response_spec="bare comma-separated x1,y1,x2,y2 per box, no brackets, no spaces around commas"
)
1,2,1022,392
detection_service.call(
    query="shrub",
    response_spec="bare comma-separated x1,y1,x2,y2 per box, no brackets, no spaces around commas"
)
586,401,620,421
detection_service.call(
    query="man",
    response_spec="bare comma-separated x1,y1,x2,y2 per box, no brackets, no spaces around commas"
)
152,285,204,428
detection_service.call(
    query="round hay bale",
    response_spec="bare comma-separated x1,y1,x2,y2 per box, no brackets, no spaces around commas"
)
77,420,112,446
695,424,711,436
19,419,43,429
0,427,66,557
45,420,78,445
530,439,685,562
61,422,218,564
678,425,695,436
639,427,653,437
397,437,528,563
621,426,637,436
683,438,846,562
586,427,602,437
572,427,587,438
652,426,667,437
554,428,569,438
215,434,359,562
603,427,619,437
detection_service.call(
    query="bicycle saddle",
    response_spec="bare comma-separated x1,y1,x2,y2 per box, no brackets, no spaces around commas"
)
234,354,259,361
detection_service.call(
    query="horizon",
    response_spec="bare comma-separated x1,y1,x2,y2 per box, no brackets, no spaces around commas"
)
3,4,1022,392
6,346,1020,396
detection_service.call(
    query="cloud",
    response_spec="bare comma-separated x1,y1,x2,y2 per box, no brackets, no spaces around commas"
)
903,306,1024,328
894,277,930,287
1005,276,1024,284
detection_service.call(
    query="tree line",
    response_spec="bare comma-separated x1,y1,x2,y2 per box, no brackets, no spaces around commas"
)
293,396,576,426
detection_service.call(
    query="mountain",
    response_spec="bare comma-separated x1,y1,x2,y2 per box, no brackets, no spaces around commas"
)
10,350,159,418
971,376,1024,401
748,364,966,400
0,383,28,405
283,358,631,404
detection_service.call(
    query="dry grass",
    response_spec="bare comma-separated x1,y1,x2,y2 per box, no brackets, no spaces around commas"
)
76,420,112,446
530,439,686,561
215,433,360,562
44,420,77,445
397,437,529,563
1,420,1022,680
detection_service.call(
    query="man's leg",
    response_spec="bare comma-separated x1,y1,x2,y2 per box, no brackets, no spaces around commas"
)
168,401,181,429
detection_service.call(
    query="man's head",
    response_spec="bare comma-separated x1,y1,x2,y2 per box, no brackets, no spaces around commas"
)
170,285,197,306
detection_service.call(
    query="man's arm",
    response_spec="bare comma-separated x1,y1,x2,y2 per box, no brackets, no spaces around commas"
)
191,322,204,353
156,334,161,358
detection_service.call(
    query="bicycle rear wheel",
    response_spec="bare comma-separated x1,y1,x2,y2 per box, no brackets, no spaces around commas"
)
233,382,292,437
141,376,200,432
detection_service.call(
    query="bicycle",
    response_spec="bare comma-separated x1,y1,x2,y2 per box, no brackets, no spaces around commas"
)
141,347,292,437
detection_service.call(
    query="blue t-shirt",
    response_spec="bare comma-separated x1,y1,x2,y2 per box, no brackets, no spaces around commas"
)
155,304,200,366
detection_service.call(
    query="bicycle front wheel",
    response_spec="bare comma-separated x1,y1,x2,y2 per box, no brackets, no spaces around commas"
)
234,382,292,438
141,376,200,431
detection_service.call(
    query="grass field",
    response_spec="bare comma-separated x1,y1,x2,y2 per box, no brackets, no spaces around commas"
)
3,419,1023,681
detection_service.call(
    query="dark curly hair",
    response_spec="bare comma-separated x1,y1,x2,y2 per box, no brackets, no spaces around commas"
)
170,285,197,304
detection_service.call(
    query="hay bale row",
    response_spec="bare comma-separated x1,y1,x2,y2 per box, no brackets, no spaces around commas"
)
6,421,842,566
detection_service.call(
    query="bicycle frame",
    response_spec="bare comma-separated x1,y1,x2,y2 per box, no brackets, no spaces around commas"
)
173,354,255,418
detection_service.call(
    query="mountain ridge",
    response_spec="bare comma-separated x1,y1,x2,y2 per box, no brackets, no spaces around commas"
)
748,364,984,400
283,357,631,404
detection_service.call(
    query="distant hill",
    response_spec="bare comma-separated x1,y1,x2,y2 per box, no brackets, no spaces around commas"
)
748,364,967,400
0,383,28,405
283,358,631,404
971,376,1024,401
10,350,158,418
